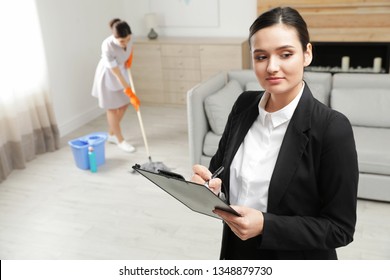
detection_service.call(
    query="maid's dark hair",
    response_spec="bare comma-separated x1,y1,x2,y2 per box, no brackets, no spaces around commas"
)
109,18,132,38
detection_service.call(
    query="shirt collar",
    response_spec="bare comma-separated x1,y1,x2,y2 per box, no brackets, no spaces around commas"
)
258,82,305,128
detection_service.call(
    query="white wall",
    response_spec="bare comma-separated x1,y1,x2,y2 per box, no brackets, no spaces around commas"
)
124,0,257,38
36,0,257,136
35,0,128,136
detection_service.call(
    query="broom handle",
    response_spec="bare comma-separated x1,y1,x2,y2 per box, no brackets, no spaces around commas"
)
127,68,152,160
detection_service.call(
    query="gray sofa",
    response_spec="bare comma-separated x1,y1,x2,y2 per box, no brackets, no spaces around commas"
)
187,70,390,202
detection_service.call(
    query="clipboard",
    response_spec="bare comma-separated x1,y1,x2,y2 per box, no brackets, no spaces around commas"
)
132,164,241,219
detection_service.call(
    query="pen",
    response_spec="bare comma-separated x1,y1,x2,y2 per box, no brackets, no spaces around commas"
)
204,166,224,188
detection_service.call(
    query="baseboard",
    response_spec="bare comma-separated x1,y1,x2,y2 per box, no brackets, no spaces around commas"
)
58,106,105,137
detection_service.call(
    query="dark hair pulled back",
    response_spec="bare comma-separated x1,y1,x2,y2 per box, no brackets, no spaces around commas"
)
249,7,310,51
109,18,132,38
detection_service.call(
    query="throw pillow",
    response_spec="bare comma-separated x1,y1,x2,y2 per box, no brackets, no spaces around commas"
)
245,82,263,91
204,80,243,135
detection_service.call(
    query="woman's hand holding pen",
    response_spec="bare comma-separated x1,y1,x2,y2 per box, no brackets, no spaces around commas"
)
213,206,264,241
191,164,264,240
191,164,222,195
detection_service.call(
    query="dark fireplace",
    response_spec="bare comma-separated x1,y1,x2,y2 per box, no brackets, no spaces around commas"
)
307,42,390,74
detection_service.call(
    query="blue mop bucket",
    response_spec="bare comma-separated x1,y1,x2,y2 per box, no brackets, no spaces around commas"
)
68,132,107,170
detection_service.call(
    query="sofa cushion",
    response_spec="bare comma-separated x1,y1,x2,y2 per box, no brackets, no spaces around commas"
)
228,70,257,88
333,73,390,89
307,83,329,106
304,72,332,106
331,88,390,127
203,131,221,156
204,79,243,135
352,126,390,176
245,82,263,91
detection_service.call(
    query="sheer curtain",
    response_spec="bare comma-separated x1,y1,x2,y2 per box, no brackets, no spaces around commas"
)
0,0,60,183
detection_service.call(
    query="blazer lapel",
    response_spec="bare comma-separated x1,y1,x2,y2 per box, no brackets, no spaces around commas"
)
267,85,313,211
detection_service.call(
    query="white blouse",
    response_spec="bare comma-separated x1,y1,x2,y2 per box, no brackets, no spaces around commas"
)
229,83,304,212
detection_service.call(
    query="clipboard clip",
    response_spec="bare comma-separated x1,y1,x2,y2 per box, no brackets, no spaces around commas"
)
133,164,185,180
157,169,185,180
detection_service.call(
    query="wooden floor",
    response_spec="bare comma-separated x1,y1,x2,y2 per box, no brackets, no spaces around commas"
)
0,104,389,260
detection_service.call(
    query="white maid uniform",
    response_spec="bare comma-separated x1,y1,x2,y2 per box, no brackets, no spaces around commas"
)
91,35,133,109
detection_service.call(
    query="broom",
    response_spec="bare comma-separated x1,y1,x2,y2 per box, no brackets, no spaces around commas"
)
124,51,170,173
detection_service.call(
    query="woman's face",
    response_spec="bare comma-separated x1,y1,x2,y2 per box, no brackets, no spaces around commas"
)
250,24,312,98
115,34,131,48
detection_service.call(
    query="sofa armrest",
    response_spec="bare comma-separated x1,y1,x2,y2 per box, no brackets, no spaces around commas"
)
187,72,227,167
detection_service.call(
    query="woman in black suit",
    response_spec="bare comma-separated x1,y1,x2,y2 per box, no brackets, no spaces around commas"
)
192,7,359,260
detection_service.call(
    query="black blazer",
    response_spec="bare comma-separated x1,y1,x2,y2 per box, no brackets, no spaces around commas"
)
209,84,359,260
